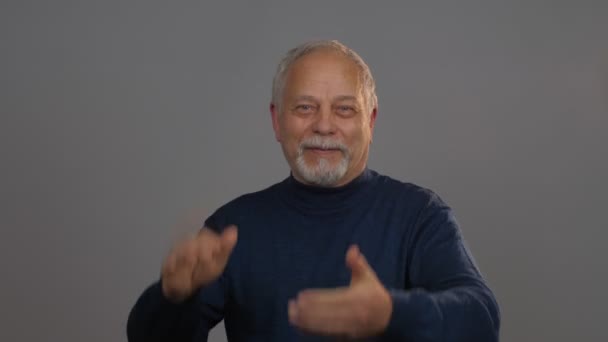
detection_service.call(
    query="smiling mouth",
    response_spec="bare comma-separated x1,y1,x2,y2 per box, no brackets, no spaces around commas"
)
307,147,341,154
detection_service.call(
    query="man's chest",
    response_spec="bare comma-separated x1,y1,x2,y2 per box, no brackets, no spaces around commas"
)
224,214,409,334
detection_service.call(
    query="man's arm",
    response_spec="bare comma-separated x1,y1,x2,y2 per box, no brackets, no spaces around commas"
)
383,193,500,341
126,276,226,342
127,223,237,342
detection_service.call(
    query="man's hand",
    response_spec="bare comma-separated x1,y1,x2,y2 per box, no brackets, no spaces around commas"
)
288,245,393,339
161,225,238,303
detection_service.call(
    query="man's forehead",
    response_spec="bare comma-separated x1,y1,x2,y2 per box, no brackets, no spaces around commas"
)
285,80,364,100
285,60,362,89
291,94,361,102
291,50,358,71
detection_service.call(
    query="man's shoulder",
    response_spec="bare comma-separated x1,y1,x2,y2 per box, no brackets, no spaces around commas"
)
370,169,441,205
203,178,285,229
226,179,284,208
370,170,454,230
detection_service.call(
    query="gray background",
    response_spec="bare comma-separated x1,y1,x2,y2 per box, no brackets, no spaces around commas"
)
1,1,607,341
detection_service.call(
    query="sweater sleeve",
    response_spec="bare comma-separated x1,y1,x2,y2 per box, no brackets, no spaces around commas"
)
126,275,227,342
382,192,500,341
127,214,231,342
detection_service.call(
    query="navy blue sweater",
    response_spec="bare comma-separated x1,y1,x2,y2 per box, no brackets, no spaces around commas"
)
127,169,500,341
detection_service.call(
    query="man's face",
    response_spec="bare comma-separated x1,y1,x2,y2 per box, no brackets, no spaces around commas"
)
271,50,377,187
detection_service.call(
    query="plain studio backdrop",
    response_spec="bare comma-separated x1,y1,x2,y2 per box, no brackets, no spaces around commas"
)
1,1,607,341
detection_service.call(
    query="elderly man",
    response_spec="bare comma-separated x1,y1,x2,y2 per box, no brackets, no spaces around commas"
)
127,40,500,341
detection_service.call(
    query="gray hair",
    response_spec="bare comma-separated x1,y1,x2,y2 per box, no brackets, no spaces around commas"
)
271,40,378,114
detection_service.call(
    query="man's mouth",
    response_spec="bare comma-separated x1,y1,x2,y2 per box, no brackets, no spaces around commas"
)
309,147,338,150
307,147,341,154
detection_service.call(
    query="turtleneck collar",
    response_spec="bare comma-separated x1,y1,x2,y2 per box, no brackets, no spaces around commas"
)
277,168,376,216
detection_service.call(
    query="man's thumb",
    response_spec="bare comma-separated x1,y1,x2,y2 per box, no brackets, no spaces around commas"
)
219,225,238,255
346,245,373,282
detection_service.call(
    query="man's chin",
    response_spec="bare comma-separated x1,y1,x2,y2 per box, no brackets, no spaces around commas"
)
295,165,347,187
300,160,341,173
303,174,342,187
305,148,342,158
302,153,342,166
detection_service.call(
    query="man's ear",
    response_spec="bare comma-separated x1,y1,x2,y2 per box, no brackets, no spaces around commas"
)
369,107,378,143
270,103,281,142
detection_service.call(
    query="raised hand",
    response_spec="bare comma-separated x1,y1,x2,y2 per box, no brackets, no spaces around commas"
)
161,225,238,303
288,245,393,339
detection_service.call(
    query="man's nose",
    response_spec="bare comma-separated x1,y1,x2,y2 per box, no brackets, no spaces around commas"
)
311,106,335,135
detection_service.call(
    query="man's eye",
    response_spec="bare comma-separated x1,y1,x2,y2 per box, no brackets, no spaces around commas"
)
336,106,355,115
295,104,315,113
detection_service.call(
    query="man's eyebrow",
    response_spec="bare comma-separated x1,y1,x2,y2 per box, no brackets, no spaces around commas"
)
291,95,358,102
333,95,358,102
293,95,318,102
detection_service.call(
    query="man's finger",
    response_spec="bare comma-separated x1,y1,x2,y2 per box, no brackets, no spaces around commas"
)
163,251,178,275
219,225,238,252
296,287,352,306
197,226,221,243
289,293,357,336
346,245,375,283
288,288,353,329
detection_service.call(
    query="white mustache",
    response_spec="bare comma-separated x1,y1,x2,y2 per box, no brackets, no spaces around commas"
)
299,136,348,154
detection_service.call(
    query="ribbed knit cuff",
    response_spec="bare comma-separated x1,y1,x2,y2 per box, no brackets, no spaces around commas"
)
382,289,441,341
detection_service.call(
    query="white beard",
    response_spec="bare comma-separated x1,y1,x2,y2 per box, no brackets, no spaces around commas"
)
294,136,350,187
